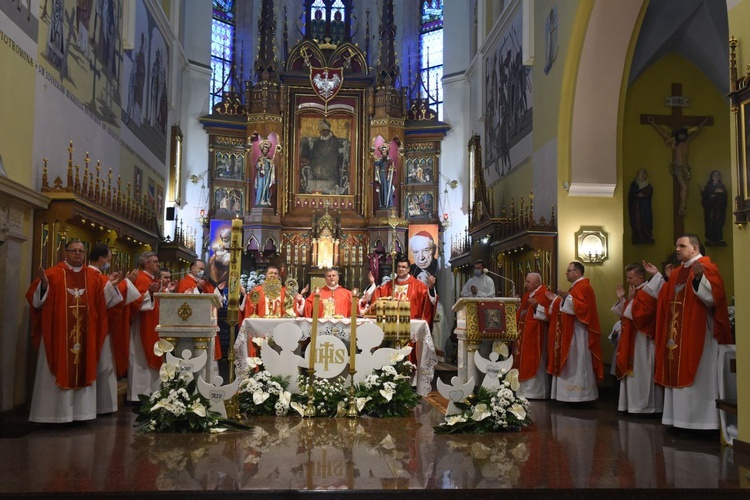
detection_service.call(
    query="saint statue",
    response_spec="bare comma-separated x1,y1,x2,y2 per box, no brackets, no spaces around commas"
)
375,144,395,209
628,168,654,244
254,140,276,207
701,170,728,246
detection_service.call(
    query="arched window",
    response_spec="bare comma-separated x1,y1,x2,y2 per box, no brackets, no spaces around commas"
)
210,0,235,109
420,0,443,120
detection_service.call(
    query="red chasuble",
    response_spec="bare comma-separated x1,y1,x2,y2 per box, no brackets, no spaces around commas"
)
239,285,287,322
303,286,352,318
25,263,107,389
546,278,604,382
177,275,223,360
654,257,732,388
109,279,136,378
371,275,434,321
132,271,162,370
515,284,552,381
614,288,656,380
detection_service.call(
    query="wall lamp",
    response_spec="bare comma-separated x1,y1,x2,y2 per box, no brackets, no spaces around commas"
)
575,226,608,264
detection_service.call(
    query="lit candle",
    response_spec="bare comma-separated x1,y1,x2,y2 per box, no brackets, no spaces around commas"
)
350,290,358,372
309,289,320,372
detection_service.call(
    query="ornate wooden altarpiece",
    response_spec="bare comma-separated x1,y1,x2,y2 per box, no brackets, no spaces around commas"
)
729,36,750,225
30,142,197,276
199,0,450,292
449,134,558,296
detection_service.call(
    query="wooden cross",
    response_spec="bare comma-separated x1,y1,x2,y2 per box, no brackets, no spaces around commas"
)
640,83,713,240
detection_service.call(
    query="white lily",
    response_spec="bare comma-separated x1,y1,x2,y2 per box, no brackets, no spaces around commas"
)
335,401,346,417
154,339,175,357
380,434,396,450
389,346,413,364
150,398,169,412
379,386,395,402
507,368,520,392
445,414,467,426
190,400,206,417
179,369,194,384
355,396,372,412
253,390,270,405
252,337,266,347
493,341,509,359
159,363,176,382
279,391,292,407
209,427,228,434
246,356,263,369
509,403,527,420
470,403,491,421
290,401,305,416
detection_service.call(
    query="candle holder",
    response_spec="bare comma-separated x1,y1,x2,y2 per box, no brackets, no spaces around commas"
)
304,368,317,418
346,370,358,418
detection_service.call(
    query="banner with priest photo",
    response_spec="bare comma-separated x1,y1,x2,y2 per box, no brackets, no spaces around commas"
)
408,224,439,286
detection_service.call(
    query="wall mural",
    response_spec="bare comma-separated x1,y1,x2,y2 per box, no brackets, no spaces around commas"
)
121,0,170,160
484,8,533,184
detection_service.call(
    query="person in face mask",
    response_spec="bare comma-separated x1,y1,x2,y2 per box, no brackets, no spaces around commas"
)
177,259,224,364
459,259,496,298
88,243,141,414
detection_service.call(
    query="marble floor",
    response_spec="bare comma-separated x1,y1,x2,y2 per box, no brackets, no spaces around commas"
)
0,389,745,498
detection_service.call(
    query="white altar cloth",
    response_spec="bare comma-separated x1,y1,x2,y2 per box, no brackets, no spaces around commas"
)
234,317,436,396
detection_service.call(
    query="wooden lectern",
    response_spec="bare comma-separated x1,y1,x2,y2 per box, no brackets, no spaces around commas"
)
452,297,520,386
156,293,222,383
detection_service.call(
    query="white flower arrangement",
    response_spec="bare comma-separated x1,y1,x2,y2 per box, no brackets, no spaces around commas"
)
434,367,532,434
237,363,293,416
354,355,419,418
136,359,222,433
241,271,265,292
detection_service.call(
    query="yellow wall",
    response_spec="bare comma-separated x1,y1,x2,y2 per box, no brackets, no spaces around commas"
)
623,53,734,292
553,0,641,370
0,25,36,185
728,0,750,444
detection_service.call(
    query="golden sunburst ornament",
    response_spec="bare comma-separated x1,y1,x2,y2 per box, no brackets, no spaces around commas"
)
177,302,193,321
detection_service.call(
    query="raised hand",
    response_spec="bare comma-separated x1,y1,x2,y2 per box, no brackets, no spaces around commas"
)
148,280,160,294
691,260,704,281
642,261,659,276
108,271,123,286
615,283,625,301
126,269,139,283
37,266,49,290
628,284,636,300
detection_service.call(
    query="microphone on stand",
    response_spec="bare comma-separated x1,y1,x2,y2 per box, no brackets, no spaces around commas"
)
483,268,516,297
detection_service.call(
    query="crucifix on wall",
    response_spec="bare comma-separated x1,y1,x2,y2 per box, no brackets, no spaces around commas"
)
640,83,712,240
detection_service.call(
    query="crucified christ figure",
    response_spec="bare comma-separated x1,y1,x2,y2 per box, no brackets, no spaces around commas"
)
647,115,710,216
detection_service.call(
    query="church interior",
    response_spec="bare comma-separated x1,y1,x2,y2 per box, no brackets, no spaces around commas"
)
1,0,750,496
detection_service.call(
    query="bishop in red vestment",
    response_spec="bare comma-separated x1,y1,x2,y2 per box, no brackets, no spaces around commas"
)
365,257,436,322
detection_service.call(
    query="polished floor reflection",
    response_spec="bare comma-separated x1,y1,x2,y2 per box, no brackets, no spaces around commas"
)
0,389,743,496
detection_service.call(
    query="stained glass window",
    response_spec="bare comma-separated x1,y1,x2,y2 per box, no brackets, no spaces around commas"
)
420,0,443,120
211,0,235,110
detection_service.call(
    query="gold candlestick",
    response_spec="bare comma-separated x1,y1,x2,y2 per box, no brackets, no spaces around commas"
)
224,217,243,421
347,291,359,418
305,290,320,417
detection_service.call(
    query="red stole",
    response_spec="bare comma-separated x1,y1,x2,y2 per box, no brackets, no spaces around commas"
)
514,285,552,381
25,263,107,389
654,257,732,387
109,279,135,378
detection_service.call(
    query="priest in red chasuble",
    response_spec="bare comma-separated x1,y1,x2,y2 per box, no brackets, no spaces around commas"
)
651,234,732,430
178,258,223,362
546,261,604,403
364,256,436,321
514,272,553,399
239,265,289,321
25,239,108,423
127,251,173,402
610,262,663,415
301,268,352,318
